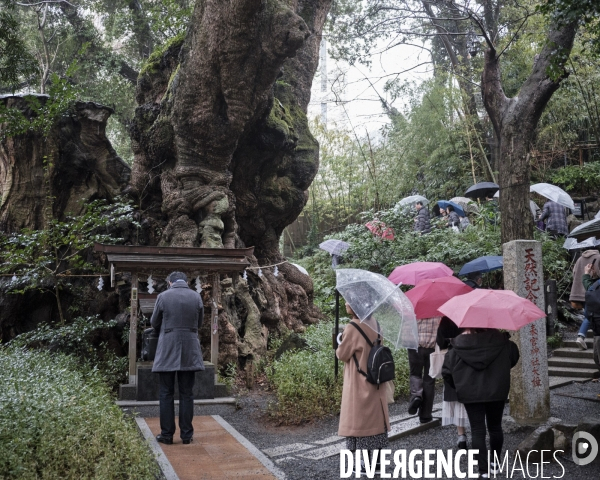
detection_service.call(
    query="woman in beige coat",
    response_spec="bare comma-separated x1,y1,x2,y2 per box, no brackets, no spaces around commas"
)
336,303,391,460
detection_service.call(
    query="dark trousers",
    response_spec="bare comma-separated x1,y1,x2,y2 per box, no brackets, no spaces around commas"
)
464,400,505,473
159,371,195,440
408,346,435,421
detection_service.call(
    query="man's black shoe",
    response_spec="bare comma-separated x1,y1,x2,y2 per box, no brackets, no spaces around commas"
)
420,417,433,424
182,438,193,445
408,397,422,415
156,434,173,445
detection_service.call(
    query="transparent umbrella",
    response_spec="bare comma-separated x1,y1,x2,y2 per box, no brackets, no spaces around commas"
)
396,195,429,209
319,239,350,256
336,269,418,350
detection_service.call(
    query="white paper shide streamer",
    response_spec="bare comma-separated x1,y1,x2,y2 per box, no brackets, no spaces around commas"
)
147,274,155,294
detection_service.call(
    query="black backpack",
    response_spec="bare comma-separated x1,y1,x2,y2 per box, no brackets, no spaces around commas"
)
584,279,600,335
349,321,395,388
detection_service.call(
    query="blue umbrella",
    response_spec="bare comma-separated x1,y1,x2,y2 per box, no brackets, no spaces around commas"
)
459,256,504,276
437,200,466,217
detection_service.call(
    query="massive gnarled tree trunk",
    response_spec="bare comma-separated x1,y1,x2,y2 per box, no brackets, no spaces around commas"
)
0,96,130,231
0,97,131,339
129,0,331,365
481,19,578,244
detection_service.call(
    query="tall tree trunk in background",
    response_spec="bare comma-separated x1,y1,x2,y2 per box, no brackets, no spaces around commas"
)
481,19,578,243
423,0,494,182
129,0,332,364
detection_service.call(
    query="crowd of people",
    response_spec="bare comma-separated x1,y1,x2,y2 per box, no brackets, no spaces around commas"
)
412,197,570,237
335,255,600,478
336,272,521,478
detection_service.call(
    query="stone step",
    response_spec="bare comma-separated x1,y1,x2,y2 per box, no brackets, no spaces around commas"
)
548,357,598,369
547,366,600,378
548,376,592,390
563,339,594,349
552,347,594,359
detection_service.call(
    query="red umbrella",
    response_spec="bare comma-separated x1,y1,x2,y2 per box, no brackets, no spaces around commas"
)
388,262,453,286
437,289,546,330
365,220,395,241
406,277,473,319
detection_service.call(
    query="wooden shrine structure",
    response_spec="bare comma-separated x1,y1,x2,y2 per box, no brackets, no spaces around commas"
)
94,243,253,397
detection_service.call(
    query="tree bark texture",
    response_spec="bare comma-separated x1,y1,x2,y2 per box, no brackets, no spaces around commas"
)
481,19,578,244
0,95,131,232
129,0,331,364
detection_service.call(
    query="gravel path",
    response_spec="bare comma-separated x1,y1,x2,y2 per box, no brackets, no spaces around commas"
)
216,381,600,479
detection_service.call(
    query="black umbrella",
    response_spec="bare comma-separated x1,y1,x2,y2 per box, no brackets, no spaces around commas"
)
465,182,499,199
568,218,600,242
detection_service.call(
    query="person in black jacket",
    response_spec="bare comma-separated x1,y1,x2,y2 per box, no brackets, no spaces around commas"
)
442,329,520,478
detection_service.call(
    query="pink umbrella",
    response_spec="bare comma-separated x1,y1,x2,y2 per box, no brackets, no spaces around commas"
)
388,262,453,286
437,289,546,330
365,220,395,240
406,277,473,319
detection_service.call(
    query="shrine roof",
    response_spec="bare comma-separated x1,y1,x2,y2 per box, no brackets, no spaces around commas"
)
94,243,253,273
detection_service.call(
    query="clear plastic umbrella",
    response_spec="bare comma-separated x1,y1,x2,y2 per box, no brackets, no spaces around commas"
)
319,239,350,256
395,195,429,211
336,269,418,350
399,194,429,206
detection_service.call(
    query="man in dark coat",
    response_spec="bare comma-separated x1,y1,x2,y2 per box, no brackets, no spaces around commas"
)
151,271,204,445
414,201,431,234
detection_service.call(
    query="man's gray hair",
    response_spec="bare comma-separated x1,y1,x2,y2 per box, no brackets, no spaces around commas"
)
168,271,187,283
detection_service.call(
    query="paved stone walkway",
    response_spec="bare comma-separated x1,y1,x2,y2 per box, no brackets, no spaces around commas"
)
139,415,284,479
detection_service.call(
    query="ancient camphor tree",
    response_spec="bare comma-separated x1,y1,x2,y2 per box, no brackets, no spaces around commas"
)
129,0,332,362
0,1,333,365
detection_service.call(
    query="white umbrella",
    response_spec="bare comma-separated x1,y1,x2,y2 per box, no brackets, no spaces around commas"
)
530,183,575,210
290,263,309,276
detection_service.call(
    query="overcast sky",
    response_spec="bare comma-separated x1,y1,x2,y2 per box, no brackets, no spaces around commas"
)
307,38,433,135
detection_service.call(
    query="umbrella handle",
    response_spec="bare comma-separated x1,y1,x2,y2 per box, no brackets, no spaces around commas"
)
337,332,343,345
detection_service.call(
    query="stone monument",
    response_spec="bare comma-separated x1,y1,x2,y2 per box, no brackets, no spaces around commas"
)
503,240,550,424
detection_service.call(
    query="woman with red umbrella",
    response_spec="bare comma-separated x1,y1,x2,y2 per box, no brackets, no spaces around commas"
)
441,329,519,478
438,290,542,478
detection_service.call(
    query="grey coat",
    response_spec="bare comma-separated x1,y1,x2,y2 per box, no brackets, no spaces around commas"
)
151,281,205,372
